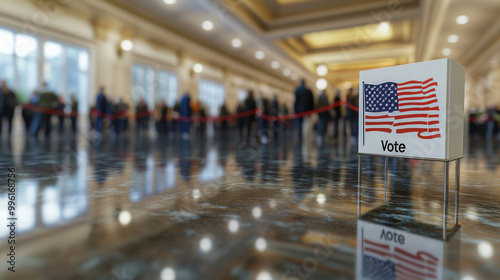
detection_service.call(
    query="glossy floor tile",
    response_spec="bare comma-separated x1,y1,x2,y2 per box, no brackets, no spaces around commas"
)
0,133,499,280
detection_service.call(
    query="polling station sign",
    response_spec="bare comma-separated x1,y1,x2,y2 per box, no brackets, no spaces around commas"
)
358,58,465,160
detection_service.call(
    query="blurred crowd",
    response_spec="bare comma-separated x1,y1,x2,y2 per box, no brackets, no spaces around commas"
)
1,79,499,144
89,79,361,145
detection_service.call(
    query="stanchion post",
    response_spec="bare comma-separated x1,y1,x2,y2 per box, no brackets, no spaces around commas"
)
443,161,449,240
384,157,388,205
357,154,362,217
455,159,460,226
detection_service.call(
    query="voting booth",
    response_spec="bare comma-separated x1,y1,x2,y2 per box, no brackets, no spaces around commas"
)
357,58,465,240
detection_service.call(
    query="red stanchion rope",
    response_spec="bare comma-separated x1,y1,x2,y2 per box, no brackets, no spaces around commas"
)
22,104,130,120
21,98,359,123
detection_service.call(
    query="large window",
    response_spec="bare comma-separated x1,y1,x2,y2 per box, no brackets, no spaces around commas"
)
132,64,155,110
237,88,247,102
44,41,89,113
0,27,38,102
132,64,177,109
199,79,225,116
157,70,177,107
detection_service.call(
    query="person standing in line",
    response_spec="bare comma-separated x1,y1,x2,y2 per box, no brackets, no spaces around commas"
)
244,90,256,139
135,97,148,134
486,105,497,140
293,79,314,142
57,96,66,134
70,95,78,134
160,100,168,135
190,99,201,136
172,100,181,134
0,81,4,135
199,103,207,137
95,86,108,137
343,88,352,140
111,98,120,135
38,86,58,137
333,89,342,140
495,105,500,139
219,102,229,136
346,88,359,143
154,100,164,135
116,98,129,135
236,101,245,139
22,90,38,133
282,104,290,133
29,82,47,136
270,94,280,139
257,92,270,144
154,100,168,135
0,81,18,136
180,92,192,140
316,90,330,145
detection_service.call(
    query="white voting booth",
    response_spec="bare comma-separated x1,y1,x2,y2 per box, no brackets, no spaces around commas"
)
357,58,465,240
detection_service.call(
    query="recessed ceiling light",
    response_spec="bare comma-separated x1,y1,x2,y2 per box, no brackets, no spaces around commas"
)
231,38,242,48
202,20,214,31
442,48,452,56
163,0,177,5
255,51,265,60
316,78,327,90
448,34,459,43
316,64,328,76
378,21,390,33
291,73,298,80
271,61,280,69
193,63,203,73
120,39,133,52
283,68,291,76
456,15,469,25
118,210,131,226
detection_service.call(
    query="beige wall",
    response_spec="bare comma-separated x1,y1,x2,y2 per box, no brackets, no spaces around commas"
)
0,0,296,115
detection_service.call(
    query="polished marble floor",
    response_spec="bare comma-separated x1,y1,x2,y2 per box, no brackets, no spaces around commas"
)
0,132,499,280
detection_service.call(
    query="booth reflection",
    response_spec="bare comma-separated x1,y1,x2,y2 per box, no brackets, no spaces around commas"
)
356,216,461,280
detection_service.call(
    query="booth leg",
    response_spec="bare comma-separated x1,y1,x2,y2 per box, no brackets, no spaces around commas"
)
384,157,388,205
357,154,362,218
455,159,460,226
443,161,449,240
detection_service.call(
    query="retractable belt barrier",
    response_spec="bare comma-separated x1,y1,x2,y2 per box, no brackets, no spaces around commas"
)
22,98,359,123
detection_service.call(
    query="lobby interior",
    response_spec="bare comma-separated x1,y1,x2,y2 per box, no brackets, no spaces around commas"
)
0,0,500,279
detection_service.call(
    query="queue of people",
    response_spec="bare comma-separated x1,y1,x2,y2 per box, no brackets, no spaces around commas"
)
0,80,78,138
0,78,362,144
4,78,500,144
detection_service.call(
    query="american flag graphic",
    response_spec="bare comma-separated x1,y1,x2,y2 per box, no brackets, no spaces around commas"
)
362,238,439,280
364,78,441,140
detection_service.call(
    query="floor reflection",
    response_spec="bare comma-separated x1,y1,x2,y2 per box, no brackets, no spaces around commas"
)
356,218,460,280
0,135,499,279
